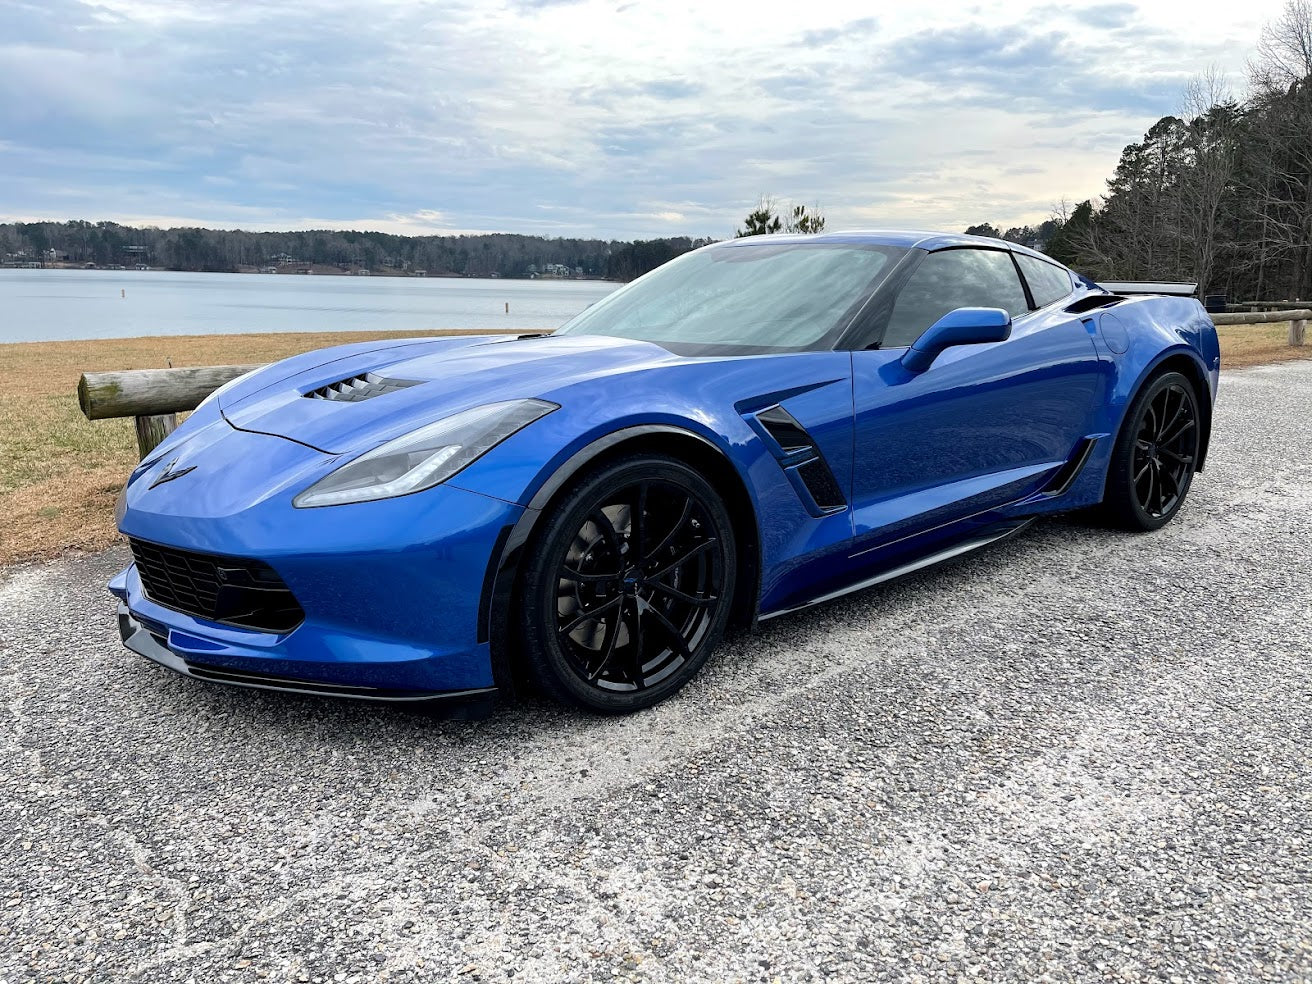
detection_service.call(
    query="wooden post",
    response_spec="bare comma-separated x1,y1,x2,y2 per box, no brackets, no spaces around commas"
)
133,414,178,457
78,364,264,421
1292,318,1307,346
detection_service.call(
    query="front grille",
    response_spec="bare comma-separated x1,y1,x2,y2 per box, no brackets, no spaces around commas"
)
304,372,420,403
128,538,305,633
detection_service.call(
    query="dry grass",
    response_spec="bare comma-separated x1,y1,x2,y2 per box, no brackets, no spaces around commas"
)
1216,321,1308,369
0,322,1307,567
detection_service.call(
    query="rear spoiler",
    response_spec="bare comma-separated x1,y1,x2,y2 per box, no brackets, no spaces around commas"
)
1099,281,1197,297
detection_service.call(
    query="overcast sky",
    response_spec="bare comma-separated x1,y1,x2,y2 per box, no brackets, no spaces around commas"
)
0,0,1289,239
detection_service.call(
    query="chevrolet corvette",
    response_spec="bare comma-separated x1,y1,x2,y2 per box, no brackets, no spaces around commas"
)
110,231,1220,713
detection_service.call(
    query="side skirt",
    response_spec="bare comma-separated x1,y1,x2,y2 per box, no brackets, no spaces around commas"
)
759,518,1035,621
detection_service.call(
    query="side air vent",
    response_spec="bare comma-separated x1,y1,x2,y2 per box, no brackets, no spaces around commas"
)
796,460,845,511
756,405,813,453
751,403,847,515
304,372,421,403
1040,437,1098,496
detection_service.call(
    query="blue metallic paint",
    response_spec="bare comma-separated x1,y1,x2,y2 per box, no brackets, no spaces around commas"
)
110,231,1219,702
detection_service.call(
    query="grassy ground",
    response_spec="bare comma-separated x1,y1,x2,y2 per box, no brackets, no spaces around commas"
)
0,323,1306,567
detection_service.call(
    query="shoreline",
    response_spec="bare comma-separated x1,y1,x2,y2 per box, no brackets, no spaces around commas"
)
0,264,623,283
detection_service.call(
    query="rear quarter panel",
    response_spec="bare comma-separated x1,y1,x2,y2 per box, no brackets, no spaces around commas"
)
1095,295,1219,408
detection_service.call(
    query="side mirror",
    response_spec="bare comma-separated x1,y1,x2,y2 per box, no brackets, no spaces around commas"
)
900,307,1011,373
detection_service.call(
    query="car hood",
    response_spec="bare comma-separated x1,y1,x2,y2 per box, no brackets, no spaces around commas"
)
220,333,679,454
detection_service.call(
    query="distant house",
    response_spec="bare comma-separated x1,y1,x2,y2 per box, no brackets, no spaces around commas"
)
355,268,370,276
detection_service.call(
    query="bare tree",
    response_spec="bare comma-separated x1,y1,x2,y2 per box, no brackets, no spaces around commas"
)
1176,68,1242,294
1245,0,1312,298
1252,0,1312,90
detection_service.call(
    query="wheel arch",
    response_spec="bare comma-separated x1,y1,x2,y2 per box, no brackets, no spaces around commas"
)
1114,349,1214,476
481,425,762,693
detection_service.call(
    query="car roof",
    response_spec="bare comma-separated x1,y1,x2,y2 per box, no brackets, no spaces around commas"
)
712,229,1061,265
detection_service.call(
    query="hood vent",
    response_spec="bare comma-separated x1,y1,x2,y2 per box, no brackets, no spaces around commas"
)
304,372,421,403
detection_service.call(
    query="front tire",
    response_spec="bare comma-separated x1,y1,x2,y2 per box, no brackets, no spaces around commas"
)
1102,371,1200,531
519,455,737,713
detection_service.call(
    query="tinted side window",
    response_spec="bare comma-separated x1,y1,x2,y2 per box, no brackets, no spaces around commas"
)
883,249,1028,347
1017,255,1073,308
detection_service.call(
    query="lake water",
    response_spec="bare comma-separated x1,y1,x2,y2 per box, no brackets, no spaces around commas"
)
0,269,620,344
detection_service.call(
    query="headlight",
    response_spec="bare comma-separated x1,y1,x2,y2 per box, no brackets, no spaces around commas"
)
293,399,557,508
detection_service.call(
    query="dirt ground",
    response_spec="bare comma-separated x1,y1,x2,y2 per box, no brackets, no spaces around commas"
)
0,322,1306,567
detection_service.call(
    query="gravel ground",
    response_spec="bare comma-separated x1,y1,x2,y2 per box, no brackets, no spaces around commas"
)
1,361,1310,984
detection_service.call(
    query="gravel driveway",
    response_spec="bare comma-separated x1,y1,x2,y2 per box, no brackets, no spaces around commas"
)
2,361,1310,983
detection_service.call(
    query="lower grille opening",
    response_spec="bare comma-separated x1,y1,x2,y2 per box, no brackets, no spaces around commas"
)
128,538,305,633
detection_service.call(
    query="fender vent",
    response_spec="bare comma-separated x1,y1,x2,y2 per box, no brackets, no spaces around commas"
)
756,405,813,453
752,404,847,515
796,460,845,511
305,372,421,403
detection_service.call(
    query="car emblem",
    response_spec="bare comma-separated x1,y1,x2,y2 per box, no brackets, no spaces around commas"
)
149,457,197,489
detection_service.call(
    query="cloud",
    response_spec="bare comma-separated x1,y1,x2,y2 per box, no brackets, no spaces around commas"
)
0,0,1291,238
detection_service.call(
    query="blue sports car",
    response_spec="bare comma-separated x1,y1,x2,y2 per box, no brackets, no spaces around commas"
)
110,231,1220,713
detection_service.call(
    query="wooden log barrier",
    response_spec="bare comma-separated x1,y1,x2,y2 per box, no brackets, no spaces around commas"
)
78,364,265,421
1209,308,1312,326
1212,309,1310,347
78,364,264,458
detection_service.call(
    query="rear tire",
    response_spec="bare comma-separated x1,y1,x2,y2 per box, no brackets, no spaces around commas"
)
1101,371,1200,531
518,454,736,713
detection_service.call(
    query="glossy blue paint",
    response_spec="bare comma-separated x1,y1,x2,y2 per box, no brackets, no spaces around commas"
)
850,297,1104,547
110,231,1219,701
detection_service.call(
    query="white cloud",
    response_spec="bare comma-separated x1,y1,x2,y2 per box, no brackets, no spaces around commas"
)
0,0,1293,237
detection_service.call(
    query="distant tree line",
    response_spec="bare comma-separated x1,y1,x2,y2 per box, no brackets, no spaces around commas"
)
968,0,1312,302
0,220,714,281
962,218,1066,253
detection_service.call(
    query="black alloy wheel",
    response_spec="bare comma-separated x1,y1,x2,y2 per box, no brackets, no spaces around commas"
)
1103,371,1200,531
520,455,736,713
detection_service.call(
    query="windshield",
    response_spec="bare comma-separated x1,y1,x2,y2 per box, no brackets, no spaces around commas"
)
556,242,906,354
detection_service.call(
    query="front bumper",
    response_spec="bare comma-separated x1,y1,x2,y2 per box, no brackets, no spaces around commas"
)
115,600,495,702
112,427,526,700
